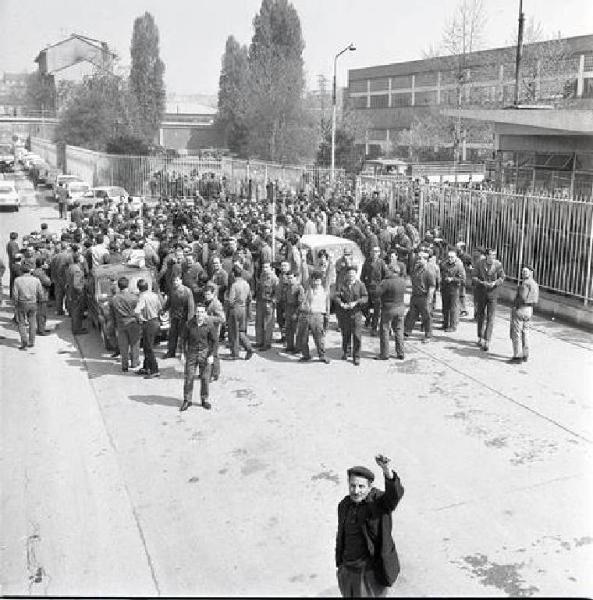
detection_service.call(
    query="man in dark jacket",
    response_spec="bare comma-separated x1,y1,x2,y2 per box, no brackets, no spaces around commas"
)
336,266,368,365
361,245,386,335
33,257,51,335
376,264,407,360
336,455,404,598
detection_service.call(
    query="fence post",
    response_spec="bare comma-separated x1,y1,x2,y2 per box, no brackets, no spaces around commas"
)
516,193,528,282
465,187,472,249
418,186,425,238
585,205,593,306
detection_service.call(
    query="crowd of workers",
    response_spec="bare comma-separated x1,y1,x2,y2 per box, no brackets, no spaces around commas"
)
2,172,540,412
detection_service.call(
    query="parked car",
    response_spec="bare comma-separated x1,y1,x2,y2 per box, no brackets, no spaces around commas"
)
87,185,129,203
29,158,52,185
86,264,169,350
57,180,91,208
21,152,40,171
299,234,364,305
0,182,20,211
53,174,83,198
0,142,14,172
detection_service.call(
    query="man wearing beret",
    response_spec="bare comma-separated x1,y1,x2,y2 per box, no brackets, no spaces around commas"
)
336,455,404,597
336,265,368,365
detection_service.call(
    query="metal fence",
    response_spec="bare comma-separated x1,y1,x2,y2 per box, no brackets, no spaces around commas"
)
30,138,343,197
356,176,593,304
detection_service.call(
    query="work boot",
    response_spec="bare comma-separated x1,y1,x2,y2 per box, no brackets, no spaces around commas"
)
180,400,191,412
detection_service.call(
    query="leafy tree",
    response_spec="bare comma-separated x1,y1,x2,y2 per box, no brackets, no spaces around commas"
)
316,110,368,174
129,12,166,143
105,134,149,155
54,73,141,151
217,36,250,156
24,72,56,115
246,0,313,162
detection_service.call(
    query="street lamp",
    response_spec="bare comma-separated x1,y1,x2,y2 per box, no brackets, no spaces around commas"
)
331,42,356,182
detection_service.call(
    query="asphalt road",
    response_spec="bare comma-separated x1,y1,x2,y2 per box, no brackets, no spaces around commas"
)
1,172,592,597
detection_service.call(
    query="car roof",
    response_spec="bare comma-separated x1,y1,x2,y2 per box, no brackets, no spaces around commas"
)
94,264,152,278
300,234,361,249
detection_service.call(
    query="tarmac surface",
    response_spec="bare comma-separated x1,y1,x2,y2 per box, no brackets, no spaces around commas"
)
1,173,592,597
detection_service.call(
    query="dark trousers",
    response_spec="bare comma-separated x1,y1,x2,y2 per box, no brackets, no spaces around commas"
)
183,353,211,403
379,304,405,358
476,294,497,342
69,292,84,333
9,269,17,299
211,324,221,379
276,302,286,334
229,306,252,357
141,318,160,374
117,322,141,369
459,280,467,312
441,287,460,330
255,300,275,346
58,202,66,219
16,302,37,346
298,313,326,359
37,300,48,333
284,306,298,350
337,564,387,598
168,315,186,356
341,312,363,359
404,294,432,338
54,281,66,315
363,288,381,331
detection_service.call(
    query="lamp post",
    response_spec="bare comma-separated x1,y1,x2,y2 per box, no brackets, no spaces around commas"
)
331,43,356,182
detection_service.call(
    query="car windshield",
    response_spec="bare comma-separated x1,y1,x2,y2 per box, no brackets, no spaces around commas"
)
70,184,89,192
0,145,12,154
0,186,14,194
97,274,152,296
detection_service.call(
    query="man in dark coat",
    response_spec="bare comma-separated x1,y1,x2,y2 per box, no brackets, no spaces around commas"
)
336,455,404,597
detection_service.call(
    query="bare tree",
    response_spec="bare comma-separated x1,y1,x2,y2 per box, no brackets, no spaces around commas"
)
516,19,574,104
442,0,487,57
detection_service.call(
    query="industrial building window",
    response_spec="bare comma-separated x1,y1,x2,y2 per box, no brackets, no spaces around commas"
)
370,94,389,108
369,129,388,141
469,64,499,83
391,92,412,107
369,78,389,92
582,77,593,98
350,96,368,109
391,75,413,89
441,88,460,105
349,79,367,93
414,90,437,105
414,71,438,87
584,54,593,71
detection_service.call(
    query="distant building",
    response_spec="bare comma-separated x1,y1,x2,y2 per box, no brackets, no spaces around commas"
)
0,72,29,116
160,100,222,151
35,34,116,83
346,34,593,157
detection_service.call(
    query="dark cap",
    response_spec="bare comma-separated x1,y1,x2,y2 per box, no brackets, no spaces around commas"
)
347,465,375,483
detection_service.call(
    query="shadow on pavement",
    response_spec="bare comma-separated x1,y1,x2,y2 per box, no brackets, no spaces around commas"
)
128,394,180,409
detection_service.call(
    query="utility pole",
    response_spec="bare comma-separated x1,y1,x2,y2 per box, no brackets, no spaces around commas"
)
514,0,525,106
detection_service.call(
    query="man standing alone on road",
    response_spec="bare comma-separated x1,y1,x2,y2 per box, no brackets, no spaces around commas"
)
181,304,216,412
336,455,405,598
508,265,539,364
13,264,43,350
472,248,505,352
65,252,88,335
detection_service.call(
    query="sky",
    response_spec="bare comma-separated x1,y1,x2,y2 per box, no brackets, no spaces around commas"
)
0,0,592,96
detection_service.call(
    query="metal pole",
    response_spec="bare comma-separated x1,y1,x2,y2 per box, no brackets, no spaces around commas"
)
516,193,528,281
272,183,276,263
331,55,337,183
514,0,525,106
584,205,593,306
